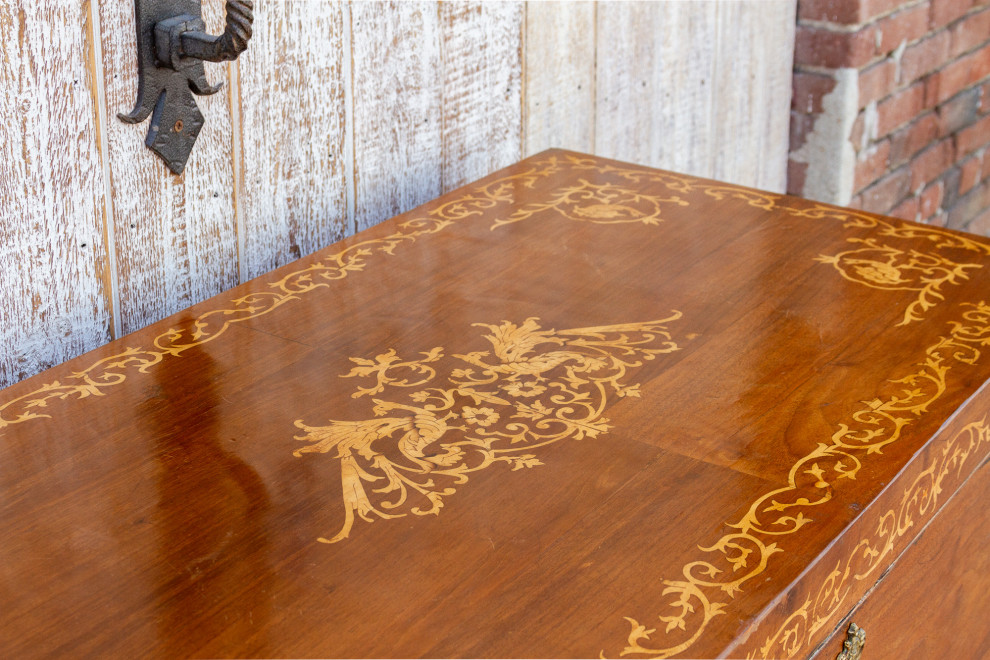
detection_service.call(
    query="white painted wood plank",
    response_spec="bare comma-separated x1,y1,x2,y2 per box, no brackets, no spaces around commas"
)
595,0,718,178
351,1,443,232
523,0,596,156
757,1,797,193
99,0,239,334
0,1,113,388
235,1,348,281
440,0,524,191
711,1,796,192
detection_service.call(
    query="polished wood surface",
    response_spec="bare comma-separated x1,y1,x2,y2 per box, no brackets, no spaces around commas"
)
2,150,989,658
813,457,990,660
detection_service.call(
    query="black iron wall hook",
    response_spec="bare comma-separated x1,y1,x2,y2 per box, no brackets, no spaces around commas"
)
119,0,254,175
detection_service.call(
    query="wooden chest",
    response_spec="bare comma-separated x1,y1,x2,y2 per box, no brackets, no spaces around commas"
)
2,151,988,658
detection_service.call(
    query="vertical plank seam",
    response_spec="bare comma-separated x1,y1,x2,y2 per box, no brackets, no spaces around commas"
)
438,1,446,191
709,2,722,178
520,0,527,157
88,0,121,339
342,1,356,237
229,58,247,282
591,0,598,153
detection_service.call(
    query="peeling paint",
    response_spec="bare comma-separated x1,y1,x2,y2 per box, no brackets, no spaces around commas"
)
791,68,859,206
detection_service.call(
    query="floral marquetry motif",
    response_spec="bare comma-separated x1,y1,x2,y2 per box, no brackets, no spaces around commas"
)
3,151,990,659
815,238,983,325
293,315,683,543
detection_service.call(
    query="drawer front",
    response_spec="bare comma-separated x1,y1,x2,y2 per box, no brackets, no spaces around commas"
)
814,458,990,659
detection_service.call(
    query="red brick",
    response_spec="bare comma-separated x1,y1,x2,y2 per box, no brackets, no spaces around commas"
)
864,0,919,23
860,166,912,213
855,140,892,190
846,194,865,210
966,205,990,235
793,72,838,113
911,138,957,189
791,112,818,152
877,4,931,55
794,25,880,68
942,165,964,206
947,178,990,228
788,160,810,195
850,110,868,147
920,179,946,218
981,80,990,112
900,31,952,84
799,0,864,24
930,0,972,29
929,43,990,105
960,153,985,193
799,0,911,25
949,7,990,57
936,87,982,136
889,112,939,166
859,60,899,106
878,82,927,134
984,148,990,178
891,194,920,220
956,112,990,154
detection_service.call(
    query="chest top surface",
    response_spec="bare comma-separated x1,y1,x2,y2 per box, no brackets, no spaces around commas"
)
2,150,989,659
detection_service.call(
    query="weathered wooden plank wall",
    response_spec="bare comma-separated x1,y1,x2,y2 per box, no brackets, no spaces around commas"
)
100,0,241,337
236,1,348,280
0,0,796,388
0,1,113,386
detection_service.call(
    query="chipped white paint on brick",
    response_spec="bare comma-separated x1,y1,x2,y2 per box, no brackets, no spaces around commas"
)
0,1,112,388
792,68,860,206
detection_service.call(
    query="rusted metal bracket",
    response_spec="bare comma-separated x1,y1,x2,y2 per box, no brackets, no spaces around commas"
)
118,0,254,175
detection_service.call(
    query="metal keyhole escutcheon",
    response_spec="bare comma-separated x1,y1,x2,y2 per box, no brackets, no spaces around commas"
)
118,0,254,175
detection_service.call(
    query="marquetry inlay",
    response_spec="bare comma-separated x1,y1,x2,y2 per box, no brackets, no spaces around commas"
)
748,417,990,659
610,302,990,659
292,314,683,543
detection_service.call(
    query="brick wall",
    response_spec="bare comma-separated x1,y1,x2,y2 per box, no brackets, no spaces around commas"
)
789,0,990,235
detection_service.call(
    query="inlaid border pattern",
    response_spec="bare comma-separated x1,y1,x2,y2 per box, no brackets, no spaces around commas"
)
2,154,990,659
3,155,989,431
746,416,990,659
609,302,990,659
564,156,990,326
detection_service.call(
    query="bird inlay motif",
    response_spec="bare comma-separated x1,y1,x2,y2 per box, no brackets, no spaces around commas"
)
292,314,684,543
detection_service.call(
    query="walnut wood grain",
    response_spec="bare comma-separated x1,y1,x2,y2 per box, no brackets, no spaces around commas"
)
812,457,990,660
1,151,988,658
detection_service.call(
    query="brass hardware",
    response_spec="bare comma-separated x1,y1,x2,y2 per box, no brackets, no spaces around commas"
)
118,0,254,174
836,622,866,660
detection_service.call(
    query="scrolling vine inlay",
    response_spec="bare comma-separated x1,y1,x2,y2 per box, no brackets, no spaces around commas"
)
292,314,683,543
610,302,990,660
814,238,982,326
748,416,990,659
6,154,987,431
0,156,679,431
